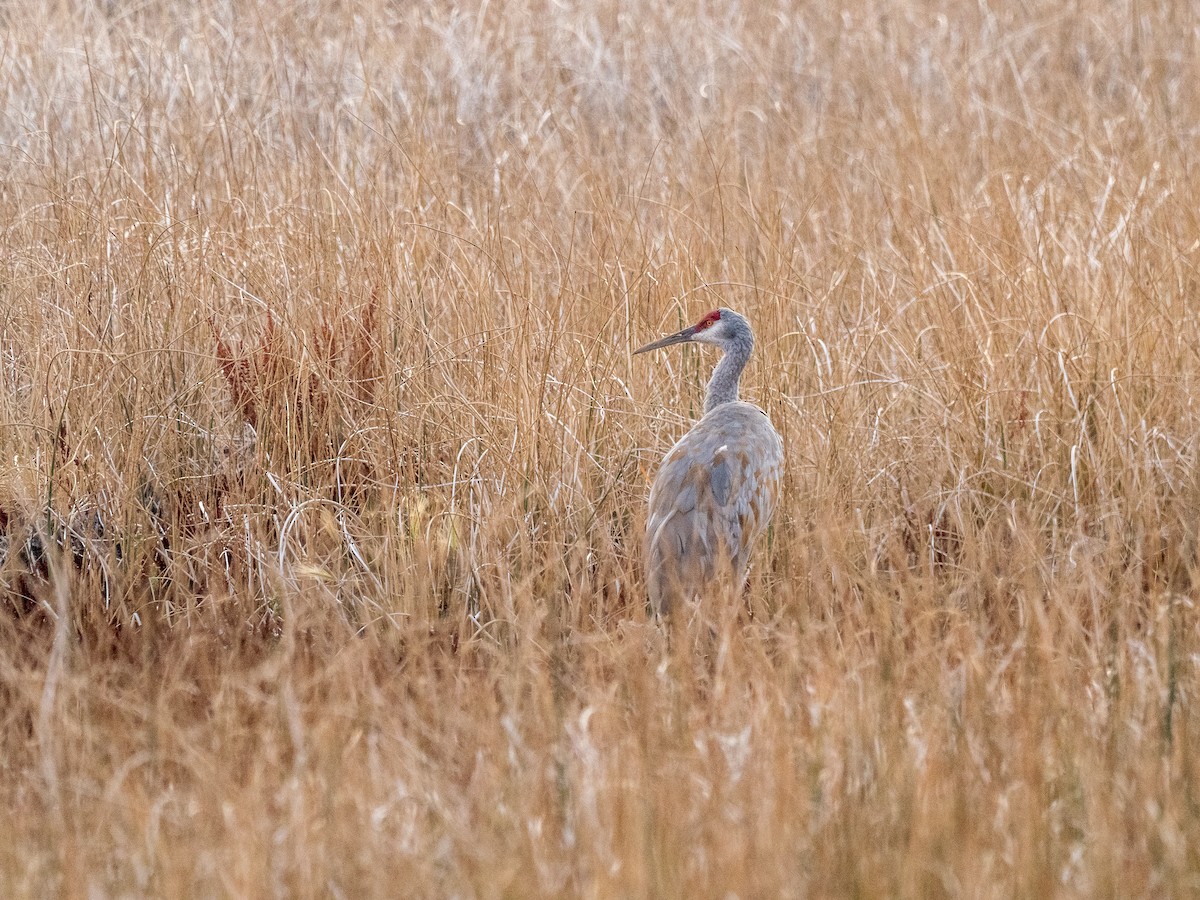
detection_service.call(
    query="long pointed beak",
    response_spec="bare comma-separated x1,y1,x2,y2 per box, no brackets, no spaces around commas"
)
633,325,698,355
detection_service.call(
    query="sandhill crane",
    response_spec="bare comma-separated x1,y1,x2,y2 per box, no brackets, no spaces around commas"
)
635,308,784,617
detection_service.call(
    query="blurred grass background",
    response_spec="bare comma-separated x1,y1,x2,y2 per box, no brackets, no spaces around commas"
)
1,0,1198,895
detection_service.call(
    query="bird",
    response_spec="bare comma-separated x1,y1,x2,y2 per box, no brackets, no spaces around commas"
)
634,308,784,618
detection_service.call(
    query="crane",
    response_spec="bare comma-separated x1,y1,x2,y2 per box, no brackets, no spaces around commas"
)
634,308,784,617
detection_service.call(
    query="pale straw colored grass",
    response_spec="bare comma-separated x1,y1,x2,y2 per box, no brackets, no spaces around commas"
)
1,0,1198,896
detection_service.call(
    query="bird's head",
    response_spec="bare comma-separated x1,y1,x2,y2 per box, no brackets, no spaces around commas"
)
633,307,752,355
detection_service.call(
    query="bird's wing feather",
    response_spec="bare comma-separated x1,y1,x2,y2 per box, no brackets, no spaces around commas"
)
710,456,733,506
645,404,783,614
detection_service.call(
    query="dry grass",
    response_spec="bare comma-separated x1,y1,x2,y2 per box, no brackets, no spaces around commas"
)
1,0,1199,895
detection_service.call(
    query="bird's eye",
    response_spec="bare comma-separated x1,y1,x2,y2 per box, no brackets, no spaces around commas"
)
695,310,722,331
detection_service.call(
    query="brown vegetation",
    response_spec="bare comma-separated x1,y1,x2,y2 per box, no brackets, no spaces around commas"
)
1,0,1198,895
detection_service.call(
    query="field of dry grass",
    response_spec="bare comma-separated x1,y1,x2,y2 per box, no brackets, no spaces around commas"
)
1,0,1199,895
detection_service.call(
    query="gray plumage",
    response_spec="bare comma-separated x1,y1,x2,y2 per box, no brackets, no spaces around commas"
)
635,308,784,617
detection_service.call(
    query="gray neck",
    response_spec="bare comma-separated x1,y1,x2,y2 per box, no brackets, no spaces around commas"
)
704,333,752,414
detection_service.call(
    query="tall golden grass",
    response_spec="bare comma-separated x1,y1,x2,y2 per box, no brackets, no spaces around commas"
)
1,0,1198,895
